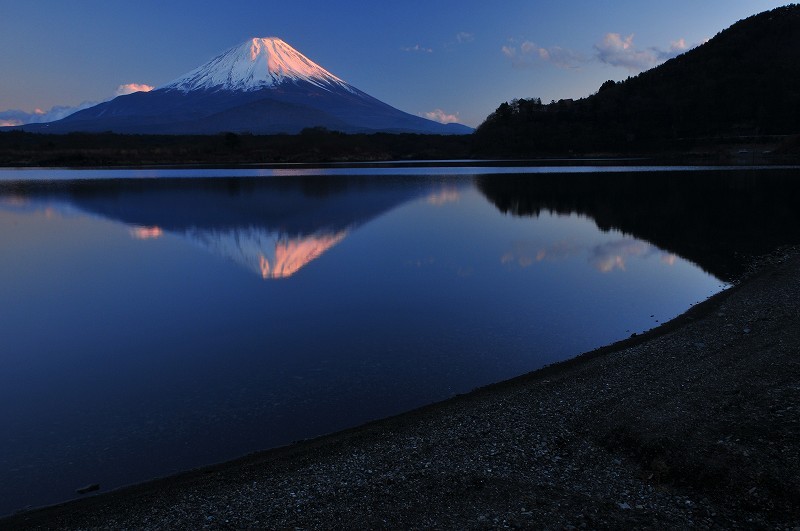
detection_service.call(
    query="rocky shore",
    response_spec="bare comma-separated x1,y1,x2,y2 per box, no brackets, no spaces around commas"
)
3,250,800,529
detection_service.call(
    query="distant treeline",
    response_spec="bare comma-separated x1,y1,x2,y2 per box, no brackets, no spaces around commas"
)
0,128,472,167
3,125,797,168
473,5,800,156
4,7,800,166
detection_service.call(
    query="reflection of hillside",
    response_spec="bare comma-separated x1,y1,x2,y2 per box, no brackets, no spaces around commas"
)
477,169,800,282
7,176,432,279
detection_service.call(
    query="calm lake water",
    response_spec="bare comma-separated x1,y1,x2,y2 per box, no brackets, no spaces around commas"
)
2,165,796,515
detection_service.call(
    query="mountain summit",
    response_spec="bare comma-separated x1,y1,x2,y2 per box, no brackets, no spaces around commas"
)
23,38,471,135
162,37,354,93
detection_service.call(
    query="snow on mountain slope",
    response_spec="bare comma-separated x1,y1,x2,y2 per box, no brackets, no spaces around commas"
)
162,37,356,93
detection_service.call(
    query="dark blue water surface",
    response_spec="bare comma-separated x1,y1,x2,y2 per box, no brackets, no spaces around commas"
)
0,168,737,514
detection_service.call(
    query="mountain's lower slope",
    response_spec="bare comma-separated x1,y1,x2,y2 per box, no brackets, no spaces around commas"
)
29,83,470,135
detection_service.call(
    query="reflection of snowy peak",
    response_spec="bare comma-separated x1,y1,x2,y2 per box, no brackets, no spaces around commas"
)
162,37,355,93
184,226,347,279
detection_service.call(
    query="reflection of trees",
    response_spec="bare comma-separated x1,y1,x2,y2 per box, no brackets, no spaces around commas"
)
477,170,800,282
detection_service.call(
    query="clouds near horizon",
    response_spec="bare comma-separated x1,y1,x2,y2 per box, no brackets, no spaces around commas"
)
115,83,154,96
502,41,585,69
456,32,474,43
503,32,695,73
423,108,460,124
0,102,96,126
401,44,433,53
594,33,691,71
0,82,154,126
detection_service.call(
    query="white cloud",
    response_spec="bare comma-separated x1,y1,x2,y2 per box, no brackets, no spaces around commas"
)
423,108,460,124
656,38,690,60
0,81,154,126
456,32,474,43
0,102,97,125
401,44,433,53
594,33,655,70
588,239,650,273
588,239,675,273
502,41,584,69
594,33,693,72
427,187,460,205
501,32,696,74
115,83,154,96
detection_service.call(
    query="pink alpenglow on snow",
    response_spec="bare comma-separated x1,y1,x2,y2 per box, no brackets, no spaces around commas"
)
162,37,354,93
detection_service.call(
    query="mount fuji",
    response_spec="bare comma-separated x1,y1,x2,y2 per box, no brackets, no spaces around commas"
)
23,38,472,135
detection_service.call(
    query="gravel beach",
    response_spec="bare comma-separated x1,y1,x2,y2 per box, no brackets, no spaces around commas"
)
3,250,799,529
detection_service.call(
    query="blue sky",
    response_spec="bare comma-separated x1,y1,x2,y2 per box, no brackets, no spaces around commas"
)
0,0,792,127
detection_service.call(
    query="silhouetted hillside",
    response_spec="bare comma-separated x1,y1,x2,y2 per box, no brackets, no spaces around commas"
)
475,5,800,155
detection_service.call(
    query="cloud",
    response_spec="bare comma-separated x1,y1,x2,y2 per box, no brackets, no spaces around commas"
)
0,102,97,126
661,254,677,266
656,38,690,60
401,44,433,53
0,81,153,126
500,32,697,74
594,33,692,72
499,237,677,274
130,226,164,240
501,240,580,268
0,109,32,126
589,239,649,273
427,188,460,206
502,41,584,69
456,32,474,43
115,83,154,96
588,239,675,273
594,33,654,70
423,108,460,124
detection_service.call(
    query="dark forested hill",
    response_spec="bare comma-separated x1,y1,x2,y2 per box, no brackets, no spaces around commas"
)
474,5,800,155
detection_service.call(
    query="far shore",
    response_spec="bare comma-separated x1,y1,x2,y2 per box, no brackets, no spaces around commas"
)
3,247,799,529
2,128,798,168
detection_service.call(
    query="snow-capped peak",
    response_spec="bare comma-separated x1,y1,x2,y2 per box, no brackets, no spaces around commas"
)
161,37,354,93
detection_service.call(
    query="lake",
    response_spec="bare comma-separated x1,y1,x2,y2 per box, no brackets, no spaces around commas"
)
1,165,798,515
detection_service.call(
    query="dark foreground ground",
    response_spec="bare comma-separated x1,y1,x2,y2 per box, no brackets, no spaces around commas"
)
3,250,800,529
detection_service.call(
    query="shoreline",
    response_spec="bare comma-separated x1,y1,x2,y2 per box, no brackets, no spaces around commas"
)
3,250,799,529
1,157,798,171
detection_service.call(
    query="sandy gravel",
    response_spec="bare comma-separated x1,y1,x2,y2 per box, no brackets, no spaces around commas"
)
3,250,800,529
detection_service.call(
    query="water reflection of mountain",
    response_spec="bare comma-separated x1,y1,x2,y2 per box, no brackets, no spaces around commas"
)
8,176,432,279
181,227,348,279
477,169,800,282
